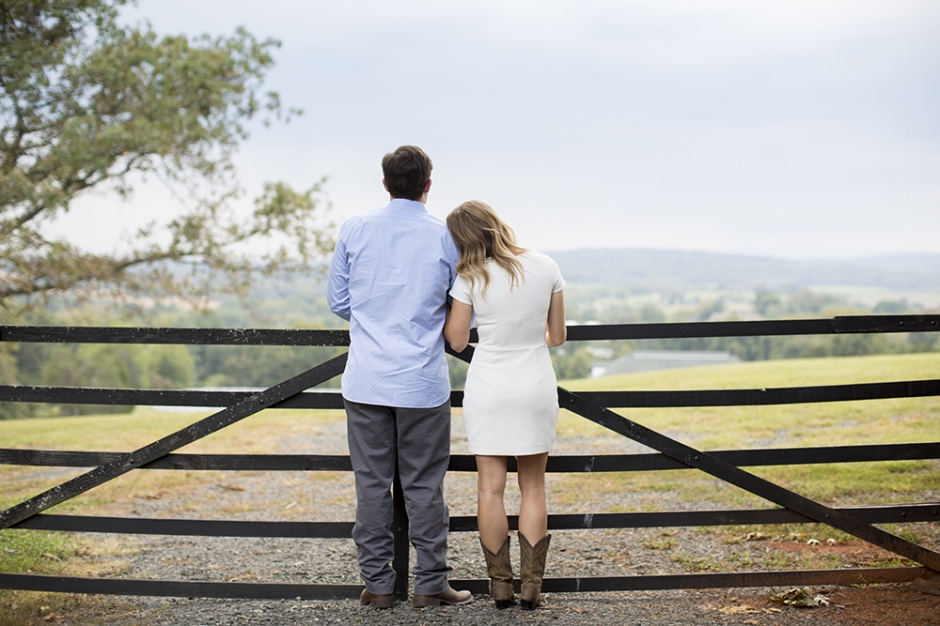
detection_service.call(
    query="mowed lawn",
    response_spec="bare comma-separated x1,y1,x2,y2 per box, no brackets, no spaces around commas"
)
555,351,940,509
0,407,348,513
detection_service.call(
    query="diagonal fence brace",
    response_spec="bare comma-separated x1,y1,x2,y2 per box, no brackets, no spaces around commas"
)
0,354,348,530
558,388,940,571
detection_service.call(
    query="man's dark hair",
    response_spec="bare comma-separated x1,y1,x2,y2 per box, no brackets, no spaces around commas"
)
382,145,433,200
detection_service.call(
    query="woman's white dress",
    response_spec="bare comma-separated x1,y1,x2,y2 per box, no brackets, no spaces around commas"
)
449,250,566,456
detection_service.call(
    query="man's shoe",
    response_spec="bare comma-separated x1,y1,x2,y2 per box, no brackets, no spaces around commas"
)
412,584,473,607
359,588,394,609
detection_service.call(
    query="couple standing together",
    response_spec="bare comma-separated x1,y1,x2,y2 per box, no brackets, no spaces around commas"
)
327,145,566,610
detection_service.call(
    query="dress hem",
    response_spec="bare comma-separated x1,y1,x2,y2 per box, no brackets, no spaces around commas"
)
467,448,554,456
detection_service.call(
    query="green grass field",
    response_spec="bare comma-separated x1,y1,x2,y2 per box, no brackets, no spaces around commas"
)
1,351,938,623
555,352,940,508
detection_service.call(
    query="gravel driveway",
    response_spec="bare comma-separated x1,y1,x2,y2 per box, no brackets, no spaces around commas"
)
69,416,939,626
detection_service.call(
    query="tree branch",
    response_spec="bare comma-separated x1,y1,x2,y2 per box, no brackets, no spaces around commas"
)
0,202,47,237
1,106,29,174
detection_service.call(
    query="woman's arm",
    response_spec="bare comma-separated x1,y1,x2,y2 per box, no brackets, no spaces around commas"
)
546,290,567,348
444,300,474,352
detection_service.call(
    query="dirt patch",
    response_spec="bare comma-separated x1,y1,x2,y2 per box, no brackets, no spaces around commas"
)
764,539,905,567
721,583,940,625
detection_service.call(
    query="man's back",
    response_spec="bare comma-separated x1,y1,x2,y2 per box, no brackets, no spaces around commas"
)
327,198,458,408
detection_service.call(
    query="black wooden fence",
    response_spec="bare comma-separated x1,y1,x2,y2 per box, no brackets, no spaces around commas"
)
1,315,938,601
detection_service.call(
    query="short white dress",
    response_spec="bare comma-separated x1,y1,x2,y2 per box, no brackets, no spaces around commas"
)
449,250,566,456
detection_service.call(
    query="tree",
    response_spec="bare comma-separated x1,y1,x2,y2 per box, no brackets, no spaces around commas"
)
0,1,333,313
37,341,195,415
754,291,784,318
551,347,593,381
0,344,25,418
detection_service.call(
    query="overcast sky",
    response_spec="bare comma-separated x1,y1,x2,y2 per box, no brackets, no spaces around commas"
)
61,0,940,260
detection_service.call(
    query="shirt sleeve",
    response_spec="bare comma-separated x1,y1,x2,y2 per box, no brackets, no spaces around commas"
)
444,232,460,291
326,225,351,321
550,257,566,293
449,273,473,305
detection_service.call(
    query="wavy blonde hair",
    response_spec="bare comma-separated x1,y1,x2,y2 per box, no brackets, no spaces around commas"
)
446,200,524,295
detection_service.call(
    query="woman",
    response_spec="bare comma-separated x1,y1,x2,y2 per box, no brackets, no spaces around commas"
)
444,200,566,610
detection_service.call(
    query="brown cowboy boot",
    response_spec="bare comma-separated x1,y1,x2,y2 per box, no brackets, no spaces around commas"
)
518,532,551,610
480,536,515,609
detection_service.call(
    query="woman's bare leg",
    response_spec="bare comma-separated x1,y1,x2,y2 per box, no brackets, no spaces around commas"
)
476,455,509,552
516,453,548,542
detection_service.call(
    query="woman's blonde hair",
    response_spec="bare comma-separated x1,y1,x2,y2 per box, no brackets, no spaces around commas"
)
446,200,524,295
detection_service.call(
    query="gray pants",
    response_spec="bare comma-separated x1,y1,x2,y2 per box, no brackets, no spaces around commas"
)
344,399,452,595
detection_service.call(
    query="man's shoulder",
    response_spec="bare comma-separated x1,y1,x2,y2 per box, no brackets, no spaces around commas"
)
342,207,385,227
342,204,449,234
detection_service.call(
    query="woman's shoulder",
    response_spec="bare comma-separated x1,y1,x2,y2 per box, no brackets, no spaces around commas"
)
520,249,560,269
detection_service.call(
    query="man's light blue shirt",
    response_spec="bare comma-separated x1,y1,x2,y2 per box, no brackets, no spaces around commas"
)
327,198,460,408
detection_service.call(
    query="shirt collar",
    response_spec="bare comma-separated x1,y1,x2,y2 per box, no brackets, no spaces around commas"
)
387,198,428,213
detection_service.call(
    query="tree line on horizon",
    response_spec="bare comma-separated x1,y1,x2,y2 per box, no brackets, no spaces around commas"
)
557,287,938,372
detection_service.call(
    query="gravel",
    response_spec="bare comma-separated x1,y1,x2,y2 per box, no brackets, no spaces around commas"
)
46,417,940,625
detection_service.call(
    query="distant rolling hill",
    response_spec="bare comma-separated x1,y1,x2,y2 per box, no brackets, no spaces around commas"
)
546,249,940,292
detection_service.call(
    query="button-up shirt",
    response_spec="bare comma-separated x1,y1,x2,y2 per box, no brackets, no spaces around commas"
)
327,198,460,408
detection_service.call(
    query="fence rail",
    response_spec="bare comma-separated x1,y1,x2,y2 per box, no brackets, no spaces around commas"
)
1,315,939,601
2,378,939,409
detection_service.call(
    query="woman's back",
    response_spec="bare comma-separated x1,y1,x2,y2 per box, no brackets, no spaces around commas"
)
450,248,565,457
463,250,564,351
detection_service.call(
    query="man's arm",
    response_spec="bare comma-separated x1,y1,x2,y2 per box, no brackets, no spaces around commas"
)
327,233,351,321
444,232,460,291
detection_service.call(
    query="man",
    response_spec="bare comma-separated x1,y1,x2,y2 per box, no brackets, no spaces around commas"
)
327,146,472,609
